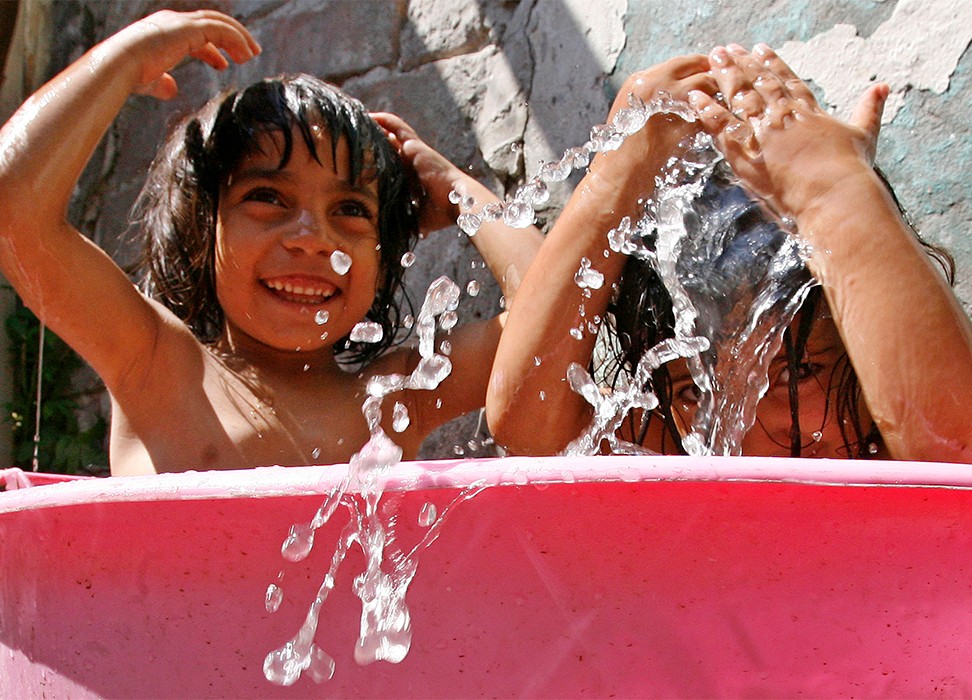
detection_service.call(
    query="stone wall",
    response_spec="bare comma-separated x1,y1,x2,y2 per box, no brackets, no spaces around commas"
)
1,0,969,464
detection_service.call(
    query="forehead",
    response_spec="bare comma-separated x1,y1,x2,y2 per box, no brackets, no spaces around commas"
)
231,125,377,187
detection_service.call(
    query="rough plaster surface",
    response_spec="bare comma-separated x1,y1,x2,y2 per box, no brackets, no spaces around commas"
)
779,0,972,122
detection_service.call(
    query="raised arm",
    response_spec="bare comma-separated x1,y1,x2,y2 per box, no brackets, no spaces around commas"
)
0,11,258,393
485,55,715,455
370,112,545,442
690,44,972,463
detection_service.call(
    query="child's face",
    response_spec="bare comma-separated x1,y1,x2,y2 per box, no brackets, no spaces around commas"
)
670,313,856,457
214,127,381,354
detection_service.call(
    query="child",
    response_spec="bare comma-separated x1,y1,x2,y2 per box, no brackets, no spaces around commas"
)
486,46,972,463
0,10,541,475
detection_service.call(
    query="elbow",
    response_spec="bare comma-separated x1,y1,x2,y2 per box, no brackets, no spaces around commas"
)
486,371,584,456
876,409,972,465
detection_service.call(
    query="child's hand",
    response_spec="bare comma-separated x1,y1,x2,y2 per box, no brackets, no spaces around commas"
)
688,44,888,219
590,55,715,198
105,10,260,100
371,112,470,235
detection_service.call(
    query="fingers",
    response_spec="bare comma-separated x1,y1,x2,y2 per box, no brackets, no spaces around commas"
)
620,53,717,105
849,82,888,163
189,42,230,71
188,9,261,63
689,88,758,158
751,44,817,107
709,44,818,123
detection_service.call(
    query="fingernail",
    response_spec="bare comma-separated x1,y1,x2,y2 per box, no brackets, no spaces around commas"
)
687,90,704,106
710,46,728,65
728,43,746,55
754,43,771,56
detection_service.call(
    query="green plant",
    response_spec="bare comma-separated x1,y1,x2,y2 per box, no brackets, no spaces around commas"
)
4,298,108,474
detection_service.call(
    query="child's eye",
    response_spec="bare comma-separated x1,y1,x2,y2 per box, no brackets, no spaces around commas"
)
334,200,375,219
777,361,823,384
676,381,701,404
243,188,285,206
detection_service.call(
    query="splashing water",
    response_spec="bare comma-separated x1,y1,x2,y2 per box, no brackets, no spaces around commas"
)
564,128,815,456
350,321,383,344
449,87,813,457
330,250,352,275
265,87,815,688
264,276,484,686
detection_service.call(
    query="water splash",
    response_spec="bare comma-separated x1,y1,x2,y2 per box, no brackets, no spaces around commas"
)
264,276,482,686
350,321,383,344
330,250,352,275
565,129,815,456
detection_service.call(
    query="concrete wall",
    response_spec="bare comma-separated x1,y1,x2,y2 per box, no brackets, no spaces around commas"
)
1,0,969,463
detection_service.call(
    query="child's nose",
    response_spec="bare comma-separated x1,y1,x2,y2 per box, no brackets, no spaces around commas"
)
281,210,335,254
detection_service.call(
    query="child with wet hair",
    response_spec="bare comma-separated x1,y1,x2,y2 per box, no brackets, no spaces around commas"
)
487,46,972,463
0,10,540,475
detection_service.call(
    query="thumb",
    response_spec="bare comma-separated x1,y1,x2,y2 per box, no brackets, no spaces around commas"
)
849,82,889,163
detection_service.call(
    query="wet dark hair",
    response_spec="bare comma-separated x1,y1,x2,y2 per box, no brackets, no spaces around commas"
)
606,166,955,458
132,74,418,365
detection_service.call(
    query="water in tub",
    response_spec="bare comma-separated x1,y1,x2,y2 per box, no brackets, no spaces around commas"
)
262,93,814,685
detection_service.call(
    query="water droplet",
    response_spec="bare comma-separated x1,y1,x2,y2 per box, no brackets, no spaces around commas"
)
315,309,329,325
392,401,410,432
539,390,546,401
303,364,310,372
569,327,583,340
574,257,605,290
812,431,823,442
350,321,383,343
514,180,549,206
435,398,442,409
533,355,542,366
330,250,352,275
403,314,414,329
439,340,452,355
265,583,283,613
448,189,462,204
440,310,458,331
311,447,321,459
401,251,416,268
418,502,437,527
319,332,328,341
457,213,481,236
281,523,315,562
466,280,480,297
480,202,503,222
503,201,535,228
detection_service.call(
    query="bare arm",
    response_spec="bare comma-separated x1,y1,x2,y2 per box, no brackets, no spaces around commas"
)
486,55,715,455
372,113,545,436
0,10,259,396
691,44,972,463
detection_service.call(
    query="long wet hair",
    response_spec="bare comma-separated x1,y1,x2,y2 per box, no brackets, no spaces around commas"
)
606,166,955,458
132,74,418,366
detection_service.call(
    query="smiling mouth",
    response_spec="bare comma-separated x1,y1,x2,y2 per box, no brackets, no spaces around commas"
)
262,278,338,304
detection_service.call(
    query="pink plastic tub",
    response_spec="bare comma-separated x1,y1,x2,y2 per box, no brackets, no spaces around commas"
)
2,455,972,697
